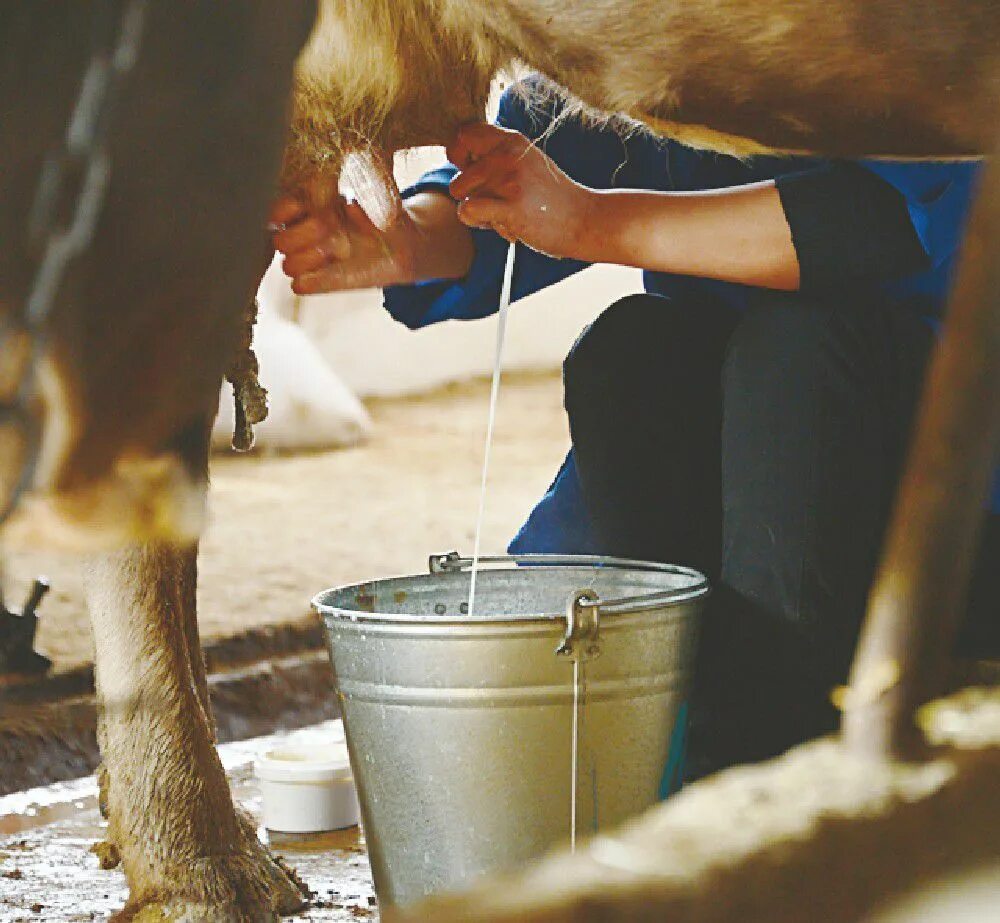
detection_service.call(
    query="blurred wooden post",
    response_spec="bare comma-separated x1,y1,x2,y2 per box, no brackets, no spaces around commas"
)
842,141,1000,759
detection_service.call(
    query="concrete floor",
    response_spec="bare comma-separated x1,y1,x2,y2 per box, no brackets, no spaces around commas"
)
0,723,376,922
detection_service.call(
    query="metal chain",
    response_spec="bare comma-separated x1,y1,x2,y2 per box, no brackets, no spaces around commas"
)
0,0,149,525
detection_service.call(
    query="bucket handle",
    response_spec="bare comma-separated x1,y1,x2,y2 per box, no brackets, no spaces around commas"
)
428,551,709,614
555,589,602,662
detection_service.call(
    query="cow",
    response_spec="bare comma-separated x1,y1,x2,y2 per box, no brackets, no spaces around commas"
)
2,1,997,920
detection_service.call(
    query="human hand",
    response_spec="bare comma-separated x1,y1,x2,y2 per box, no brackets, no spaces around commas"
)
446,123,598,260
270,195,418,295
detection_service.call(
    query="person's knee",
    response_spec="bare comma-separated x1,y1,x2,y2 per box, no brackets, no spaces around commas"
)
722,294,838,393
564,291,739,407
563,293,669,398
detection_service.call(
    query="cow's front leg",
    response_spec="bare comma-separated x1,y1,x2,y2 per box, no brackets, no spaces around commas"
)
86,540,308,921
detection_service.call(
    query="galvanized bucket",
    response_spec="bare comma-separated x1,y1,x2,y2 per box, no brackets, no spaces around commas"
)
313,553,708,907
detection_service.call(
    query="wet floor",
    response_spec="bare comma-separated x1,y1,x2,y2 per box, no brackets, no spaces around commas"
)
0,723,376,922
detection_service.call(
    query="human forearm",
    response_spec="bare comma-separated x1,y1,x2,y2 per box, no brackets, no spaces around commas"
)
448,124,800,291
578,182,800,291
401,191,475,283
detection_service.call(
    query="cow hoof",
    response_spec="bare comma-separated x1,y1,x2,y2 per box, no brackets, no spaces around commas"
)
113,841,309,922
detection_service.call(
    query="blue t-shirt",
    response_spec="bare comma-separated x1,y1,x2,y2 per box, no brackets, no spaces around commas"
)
383,87,997,538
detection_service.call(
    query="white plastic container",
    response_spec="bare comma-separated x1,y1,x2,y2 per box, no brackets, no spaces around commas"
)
255,739,360,833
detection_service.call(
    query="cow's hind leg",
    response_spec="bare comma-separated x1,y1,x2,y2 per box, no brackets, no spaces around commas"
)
86,495,306,920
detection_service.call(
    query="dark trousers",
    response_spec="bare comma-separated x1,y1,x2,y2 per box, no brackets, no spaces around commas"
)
563,291,999,779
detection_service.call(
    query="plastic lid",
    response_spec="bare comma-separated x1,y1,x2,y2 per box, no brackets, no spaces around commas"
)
255,742,353,784
283,719,346,748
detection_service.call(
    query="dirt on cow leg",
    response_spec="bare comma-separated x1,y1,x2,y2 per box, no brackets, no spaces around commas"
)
90,760,122,870
85,539,308,922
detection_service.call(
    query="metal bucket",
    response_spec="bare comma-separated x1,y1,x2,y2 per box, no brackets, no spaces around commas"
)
313,553,708,907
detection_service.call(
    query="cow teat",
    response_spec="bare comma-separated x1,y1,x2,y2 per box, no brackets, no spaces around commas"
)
339,150,403,233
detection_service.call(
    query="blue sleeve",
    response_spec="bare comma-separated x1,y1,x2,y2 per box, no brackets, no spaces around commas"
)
774,161,931,290
383,85,606,330
858,161,980,270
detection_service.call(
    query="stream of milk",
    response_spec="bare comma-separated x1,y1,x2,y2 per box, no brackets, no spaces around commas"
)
467,240,582,854
570,659,581,852
467,240,516,618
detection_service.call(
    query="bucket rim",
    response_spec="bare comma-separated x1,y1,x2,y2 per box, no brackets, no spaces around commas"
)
312,553,709,624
